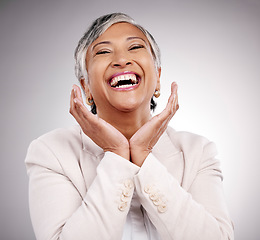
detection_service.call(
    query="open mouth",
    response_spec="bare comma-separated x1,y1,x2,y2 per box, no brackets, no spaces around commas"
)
109,73,140,89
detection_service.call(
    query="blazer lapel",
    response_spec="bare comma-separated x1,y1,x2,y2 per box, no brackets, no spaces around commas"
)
152,128,184,185
79,129,105,190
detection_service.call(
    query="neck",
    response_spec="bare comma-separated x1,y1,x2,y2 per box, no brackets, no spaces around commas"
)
98,106,151,140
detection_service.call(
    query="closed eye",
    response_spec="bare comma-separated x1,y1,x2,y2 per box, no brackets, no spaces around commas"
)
96,50,111,55
129,45,144,51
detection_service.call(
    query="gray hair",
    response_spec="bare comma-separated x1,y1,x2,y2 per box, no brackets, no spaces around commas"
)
74,12,161,82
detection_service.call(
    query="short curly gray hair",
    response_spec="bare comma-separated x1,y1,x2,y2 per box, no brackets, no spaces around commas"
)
74,12,161,82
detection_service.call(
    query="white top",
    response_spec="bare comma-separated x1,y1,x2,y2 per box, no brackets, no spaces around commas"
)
123,191,160,240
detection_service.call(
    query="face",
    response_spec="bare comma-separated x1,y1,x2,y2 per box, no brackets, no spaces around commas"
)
83,22,161,116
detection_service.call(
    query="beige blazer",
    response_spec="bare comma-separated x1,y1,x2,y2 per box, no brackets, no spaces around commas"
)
25,125,234,240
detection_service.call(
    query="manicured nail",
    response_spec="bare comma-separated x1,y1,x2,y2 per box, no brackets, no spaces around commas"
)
73,98,77,103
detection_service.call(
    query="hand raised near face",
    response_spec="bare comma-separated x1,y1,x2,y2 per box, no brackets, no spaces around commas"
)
70,85,130,160
129,82,179,167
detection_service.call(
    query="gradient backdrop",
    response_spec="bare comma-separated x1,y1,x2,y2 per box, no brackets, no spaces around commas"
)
1,0,259,239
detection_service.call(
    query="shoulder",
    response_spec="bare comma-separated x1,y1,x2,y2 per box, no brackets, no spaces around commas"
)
166,126,218,159
165,127,222,184
25,125,82,170
167,126,211,146
36,125,82,146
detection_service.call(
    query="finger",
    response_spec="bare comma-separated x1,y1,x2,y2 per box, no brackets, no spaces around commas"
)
69,85,92,132
167,82,177,104
71,84,103,132
72,85,91,121
73,96,98,125
145,82,178,133
166,82,179,117
73,84,84,104
156,82,178,123
70,87,78,117
149,83,179,145
69,86,86,122
70,85,82,110
73,97,88,118
71,84,84,107
70,86,84,120
172,83,179,112
70,96,89,135
161,93,178,132
158,83,179,130
168,82,178,113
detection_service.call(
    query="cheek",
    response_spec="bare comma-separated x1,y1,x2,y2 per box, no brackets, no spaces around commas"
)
139,53,157,73
145,62,159,82
87,65,102,85
88,58,110,77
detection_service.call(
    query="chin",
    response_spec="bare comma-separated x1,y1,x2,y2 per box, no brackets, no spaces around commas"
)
116,105,138,113
115,101,149,114
108,95,151,114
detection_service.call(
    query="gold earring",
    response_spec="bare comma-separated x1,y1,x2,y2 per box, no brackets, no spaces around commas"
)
154,89,160,98
86,97,94,106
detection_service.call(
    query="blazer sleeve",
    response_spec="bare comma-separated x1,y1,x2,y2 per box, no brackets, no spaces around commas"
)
25,138,139,240
133,141,234,240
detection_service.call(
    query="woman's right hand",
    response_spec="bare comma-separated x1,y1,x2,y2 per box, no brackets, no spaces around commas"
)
70,85,130,160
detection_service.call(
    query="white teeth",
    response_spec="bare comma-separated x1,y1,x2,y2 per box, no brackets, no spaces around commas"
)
110,73,137,87
115,83,136,88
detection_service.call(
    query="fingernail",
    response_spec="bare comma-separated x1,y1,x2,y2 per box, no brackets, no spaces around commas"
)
73,88,77,97
73,98,77,104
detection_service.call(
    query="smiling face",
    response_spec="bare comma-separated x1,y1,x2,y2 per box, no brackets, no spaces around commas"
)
83,22,161,118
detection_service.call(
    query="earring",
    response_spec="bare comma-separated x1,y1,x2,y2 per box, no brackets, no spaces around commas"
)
86,97,94,106
154,89,160,98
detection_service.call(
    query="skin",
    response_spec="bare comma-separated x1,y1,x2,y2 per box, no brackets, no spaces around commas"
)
70,23,179,167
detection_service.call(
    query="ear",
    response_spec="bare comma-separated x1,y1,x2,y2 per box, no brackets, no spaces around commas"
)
80,78,92,98
156,67,161,90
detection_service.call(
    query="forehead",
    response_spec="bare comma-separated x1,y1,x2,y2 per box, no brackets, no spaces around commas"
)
91,22,148,45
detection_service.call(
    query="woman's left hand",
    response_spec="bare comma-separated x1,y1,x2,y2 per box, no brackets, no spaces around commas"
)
129,82,179,167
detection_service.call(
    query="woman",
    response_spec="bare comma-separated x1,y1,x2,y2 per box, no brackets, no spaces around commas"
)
25,13,234,240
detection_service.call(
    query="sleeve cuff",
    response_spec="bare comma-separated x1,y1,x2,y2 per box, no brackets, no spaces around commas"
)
98,151,140,179
134,153,171,190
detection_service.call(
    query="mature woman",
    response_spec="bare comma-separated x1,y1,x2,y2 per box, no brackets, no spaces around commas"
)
25,13,234,240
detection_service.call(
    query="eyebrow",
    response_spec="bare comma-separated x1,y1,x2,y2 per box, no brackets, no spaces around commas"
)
92,36,147,51
92,41,111,51
126,36,147,44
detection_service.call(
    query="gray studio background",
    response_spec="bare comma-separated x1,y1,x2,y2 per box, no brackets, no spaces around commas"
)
1,0,259,239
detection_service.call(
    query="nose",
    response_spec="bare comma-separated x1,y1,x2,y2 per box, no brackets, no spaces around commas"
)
111,50,132,68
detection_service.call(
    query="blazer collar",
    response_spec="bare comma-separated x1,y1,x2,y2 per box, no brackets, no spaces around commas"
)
153,128,184,184
153,127,180,156
80,128,104,157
